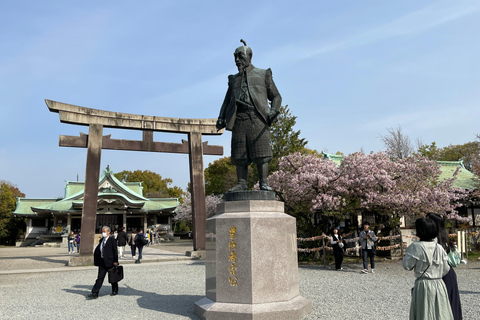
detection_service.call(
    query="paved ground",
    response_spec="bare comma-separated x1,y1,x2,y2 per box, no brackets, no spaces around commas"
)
0,241,479,320
0,240,194,273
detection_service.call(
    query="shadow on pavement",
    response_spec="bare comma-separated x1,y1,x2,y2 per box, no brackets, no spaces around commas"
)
459,290,480,295
1,255,68,265
64,284,202,319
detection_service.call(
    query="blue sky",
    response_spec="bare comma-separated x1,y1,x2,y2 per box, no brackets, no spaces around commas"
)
1,1,479,198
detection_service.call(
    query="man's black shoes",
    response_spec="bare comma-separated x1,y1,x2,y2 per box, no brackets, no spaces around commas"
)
110,292,118,296
87,293,98,299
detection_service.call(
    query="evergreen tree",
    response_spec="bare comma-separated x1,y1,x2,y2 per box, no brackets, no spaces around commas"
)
204,157,237,196
0,182,26,244
269,105,308,173
417,141,480,171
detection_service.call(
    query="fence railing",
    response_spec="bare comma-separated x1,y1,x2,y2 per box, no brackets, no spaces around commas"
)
297,228,480,261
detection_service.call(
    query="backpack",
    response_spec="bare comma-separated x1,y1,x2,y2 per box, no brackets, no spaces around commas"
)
135,234,148,246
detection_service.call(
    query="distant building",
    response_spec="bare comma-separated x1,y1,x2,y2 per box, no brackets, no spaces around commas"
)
13,166,178,243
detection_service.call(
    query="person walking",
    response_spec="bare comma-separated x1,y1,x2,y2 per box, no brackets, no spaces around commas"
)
116,227,129,259
146,230,151,247
74,232,81,253
134,229,147,264
330,229,344,270
427,212,463,320
87,226,119,299
129,229,137,258
359,221,376,273
402,217,453,320
67,231,75,254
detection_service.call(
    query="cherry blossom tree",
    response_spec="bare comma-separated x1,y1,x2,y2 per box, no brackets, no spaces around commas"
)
269,152,468,234
174,191,222,231
268,153,340,235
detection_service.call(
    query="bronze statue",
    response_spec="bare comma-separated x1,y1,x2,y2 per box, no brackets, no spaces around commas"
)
216,40,282,192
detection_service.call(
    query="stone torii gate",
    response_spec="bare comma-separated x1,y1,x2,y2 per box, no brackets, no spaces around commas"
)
46,99,223,255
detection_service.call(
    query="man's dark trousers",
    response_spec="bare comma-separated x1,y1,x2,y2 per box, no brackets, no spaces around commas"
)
362,249,375,270
92,260,118,294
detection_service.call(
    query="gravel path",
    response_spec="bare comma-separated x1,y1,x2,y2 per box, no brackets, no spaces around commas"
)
0,245,479,320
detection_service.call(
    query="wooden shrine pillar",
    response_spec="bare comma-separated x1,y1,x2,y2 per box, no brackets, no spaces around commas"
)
189,131,206,250
79,124,103,255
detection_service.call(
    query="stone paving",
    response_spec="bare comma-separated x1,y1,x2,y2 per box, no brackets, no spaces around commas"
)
0,242,479,320
0,240,194,273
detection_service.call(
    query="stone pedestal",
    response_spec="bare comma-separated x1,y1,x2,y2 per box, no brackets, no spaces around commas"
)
194,199,311,320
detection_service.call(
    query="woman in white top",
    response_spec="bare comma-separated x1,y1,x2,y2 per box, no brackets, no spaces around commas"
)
402,217,453,320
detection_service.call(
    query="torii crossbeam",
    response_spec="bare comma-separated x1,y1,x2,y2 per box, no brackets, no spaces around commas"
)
46,99,223,255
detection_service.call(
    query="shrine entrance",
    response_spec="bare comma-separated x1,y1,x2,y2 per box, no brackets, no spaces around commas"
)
46,99,223,255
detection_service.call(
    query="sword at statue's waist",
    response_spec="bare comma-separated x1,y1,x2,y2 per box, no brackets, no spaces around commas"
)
235,99,254,108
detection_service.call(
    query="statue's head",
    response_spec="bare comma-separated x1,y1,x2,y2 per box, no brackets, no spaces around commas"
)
234,39,252,72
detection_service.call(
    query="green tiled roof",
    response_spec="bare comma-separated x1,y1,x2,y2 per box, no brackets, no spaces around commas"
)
14,166,179,216
64,181,85,198
142,198,178,212
123,182,143,195
13,198,59,216
322,152,344,166
437,161,476,190
64,180,143,198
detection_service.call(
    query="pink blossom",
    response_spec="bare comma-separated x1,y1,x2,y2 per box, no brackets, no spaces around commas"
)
269,152,468,222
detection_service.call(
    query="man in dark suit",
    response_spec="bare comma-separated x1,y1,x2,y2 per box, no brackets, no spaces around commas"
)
216,40,282,192
87,226,119,299
116,226,129,259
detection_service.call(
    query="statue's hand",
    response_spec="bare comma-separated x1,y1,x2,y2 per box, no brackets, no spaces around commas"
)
216,118,226,131
268,109,280,125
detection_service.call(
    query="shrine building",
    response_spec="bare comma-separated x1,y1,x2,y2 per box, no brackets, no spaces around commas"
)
13,166,179,244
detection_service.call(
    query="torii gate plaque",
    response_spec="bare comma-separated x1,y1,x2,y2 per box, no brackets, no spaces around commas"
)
46,99,223,255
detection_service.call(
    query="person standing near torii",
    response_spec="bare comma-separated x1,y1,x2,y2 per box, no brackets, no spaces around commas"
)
216,40,282,192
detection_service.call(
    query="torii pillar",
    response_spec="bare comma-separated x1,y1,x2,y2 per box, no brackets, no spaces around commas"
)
46,99,223,255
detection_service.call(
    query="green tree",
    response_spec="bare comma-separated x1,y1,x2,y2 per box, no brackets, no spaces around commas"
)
114,170,182,199
204,157,236,196
438,142,479,171
417,141,480,171
0,182,26,243
203,157,256,195
269,105,308,173
416,142,441,160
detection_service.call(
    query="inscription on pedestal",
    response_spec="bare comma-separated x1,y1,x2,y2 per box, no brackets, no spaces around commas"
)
228,225,238,286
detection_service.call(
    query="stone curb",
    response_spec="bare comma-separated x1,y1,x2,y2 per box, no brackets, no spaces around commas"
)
0,256,200,275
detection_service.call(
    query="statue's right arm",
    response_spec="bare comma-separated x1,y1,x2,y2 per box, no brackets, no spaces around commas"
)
217,76,234,130
217,89,229,130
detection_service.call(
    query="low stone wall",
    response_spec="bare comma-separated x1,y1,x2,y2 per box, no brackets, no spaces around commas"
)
68,256,94,267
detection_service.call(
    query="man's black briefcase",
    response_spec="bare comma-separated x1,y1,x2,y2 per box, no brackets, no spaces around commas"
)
108,265,124,283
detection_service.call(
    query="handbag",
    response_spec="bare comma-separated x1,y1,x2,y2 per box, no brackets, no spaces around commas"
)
108,265,124,283
447,248,460,267
338,242,344,249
